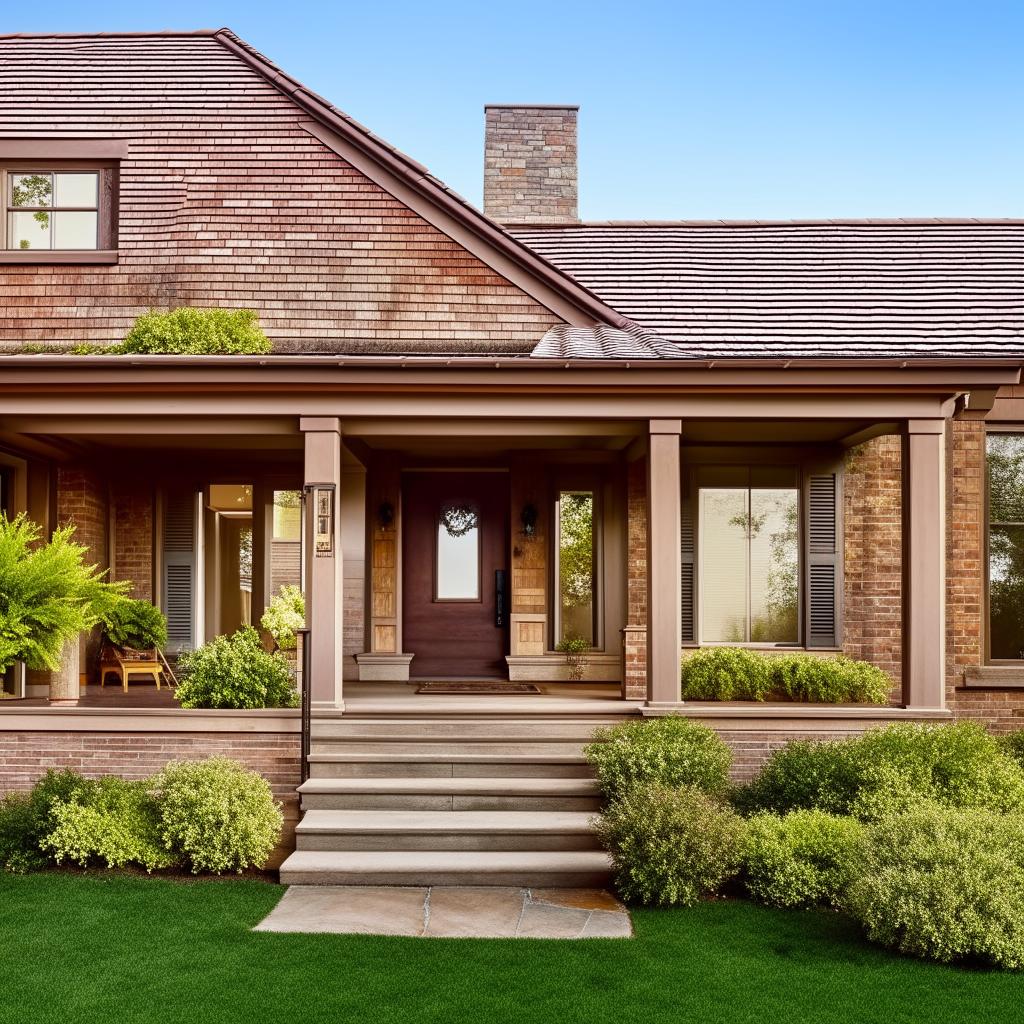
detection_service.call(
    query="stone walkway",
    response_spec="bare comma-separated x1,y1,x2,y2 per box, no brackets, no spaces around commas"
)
254,886,632,939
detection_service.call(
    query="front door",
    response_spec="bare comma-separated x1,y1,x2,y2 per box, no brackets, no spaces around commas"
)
402,471,510,678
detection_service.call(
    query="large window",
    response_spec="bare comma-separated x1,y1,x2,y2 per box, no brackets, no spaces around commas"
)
6,171,101,250
697,469,799,645
988,433,1024,661
555,490,597,646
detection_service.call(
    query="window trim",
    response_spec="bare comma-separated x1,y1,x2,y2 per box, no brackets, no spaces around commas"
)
984,425,1024,665
551,477,604,652
0,147,121,262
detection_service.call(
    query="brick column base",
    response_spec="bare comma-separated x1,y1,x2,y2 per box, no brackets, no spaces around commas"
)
622,625,647,700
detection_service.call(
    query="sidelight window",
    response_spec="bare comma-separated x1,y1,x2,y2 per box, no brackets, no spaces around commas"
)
988,433,1024,661
555,490,597,646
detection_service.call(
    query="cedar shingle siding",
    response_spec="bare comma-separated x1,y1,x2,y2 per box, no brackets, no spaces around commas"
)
0,34,560,353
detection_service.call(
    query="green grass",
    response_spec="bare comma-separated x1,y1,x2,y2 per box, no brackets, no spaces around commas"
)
1,873,1020,1024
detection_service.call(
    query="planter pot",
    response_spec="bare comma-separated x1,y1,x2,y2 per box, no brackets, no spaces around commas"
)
48,636,81,705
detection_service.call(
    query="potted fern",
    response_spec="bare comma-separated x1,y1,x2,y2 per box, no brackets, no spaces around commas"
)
0,514,127,703
103,598,168,658
260,585,305,681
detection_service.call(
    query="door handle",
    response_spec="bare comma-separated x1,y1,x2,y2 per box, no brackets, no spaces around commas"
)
495,569,507,628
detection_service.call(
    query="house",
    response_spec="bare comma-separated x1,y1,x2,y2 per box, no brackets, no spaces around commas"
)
0,30,1021,884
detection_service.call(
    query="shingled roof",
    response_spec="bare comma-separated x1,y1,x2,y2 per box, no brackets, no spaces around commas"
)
513,220,1024,359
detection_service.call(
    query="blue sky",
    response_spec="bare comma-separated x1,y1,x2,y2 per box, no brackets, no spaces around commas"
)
7,1,1024,219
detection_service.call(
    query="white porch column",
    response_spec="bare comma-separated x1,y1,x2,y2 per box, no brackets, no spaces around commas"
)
903,419,946,710
646,419,682,704
301,417,345,710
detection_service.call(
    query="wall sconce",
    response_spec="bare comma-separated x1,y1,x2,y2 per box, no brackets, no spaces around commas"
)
308,483,335,557
377,501,395,529
520,503,538,540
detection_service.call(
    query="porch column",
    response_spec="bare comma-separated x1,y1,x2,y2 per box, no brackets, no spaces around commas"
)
646,419,682,704
902,419,946,710
301,417,345,710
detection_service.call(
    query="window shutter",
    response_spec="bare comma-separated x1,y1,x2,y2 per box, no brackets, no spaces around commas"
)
680,481,695,643
804,465,842,648
162,489,198,653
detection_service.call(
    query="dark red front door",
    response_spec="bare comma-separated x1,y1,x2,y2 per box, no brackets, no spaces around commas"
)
402,471,509,678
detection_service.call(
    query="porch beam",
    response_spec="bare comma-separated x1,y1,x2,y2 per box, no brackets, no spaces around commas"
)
646,419,683,705
302,418,345,710
902,419,947,711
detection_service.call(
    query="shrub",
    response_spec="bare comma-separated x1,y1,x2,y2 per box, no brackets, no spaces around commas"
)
741,809,862,909
736,722,1024,818
555,634,590,682
103,598,168,651
154,758,282,873
595,784,744,907
680,647,889,704
846,802,1024,969
0,514,128,672
40,776,175,872
260,585,305,652
175,626,298,709
1000,730,1024,770
114,307,271,355
585,716,732,799
0,768,94,872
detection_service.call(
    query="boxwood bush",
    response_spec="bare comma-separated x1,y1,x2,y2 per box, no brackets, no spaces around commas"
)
680,647,890,704
114,307,271,355
585,716,732,799
154,758,282,874
742,809,862,909
595,784,744,907
175,626,298,709
846,802,1024,969
736,721,1024,818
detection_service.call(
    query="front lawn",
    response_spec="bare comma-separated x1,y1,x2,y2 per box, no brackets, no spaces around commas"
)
1,874,1020,1023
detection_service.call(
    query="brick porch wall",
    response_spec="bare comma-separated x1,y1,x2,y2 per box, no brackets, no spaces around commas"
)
111,481,154,601
0,729,301,868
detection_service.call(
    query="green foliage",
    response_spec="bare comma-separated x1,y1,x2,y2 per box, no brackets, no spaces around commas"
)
1000,730,1024,770
0,514,128,671
585,716,733,800
103,598,168,651
0,769,94,872
175,626,298,709
114,307,271,355
555,633,590,681
846,802,1024,969
680,647,890,704
259,585,305,652
40,776,175,872
154,758,282,873
596,784,744,907
736,721,1024,818
741,810,862,909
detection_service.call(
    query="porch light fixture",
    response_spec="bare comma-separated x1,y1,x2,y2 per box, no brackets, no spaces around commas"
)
520,502,538,539
377,501,395,529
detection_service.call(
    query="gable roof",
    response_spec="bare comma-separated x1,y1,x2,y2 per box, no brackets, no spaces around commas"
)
513,220,1024,359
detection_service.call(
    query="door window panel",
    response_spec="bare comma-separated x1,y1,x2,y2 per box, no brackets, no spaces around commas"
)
436,503,479,600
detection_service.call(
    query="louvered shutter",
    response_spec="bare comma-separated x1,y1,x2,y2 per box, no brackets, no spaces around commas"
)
162,489,198,653
804,465,842,648
680,481,695,643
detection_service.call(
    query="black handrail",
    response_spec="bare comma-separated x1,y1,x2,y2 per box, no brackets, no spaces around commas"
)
295,626,312,783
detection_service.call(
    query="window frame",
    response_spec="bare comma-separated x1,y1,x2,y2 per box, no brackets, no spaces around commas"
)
0,145,122,263
550,476,604,652
433,503,483,604
985,425,1024,665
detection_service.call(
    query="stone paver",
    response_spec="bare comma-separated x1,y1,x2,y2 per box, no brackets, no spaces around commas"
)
254,886,632,939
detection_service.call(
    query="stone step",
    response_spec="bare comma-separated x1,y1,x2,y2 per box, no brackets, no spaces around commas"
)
307,753,594,779
298,776,602,812
294,809,601,852
310,719,617,741
309,740,591,757
279,849,613,887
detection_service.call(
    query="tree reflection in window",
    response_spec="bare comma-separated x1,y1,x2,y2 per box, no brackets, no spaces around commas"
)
557,491,595,646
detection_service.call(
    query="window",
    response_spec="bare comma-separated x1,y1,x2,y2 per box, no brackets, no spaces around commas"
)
436,503,480,600
6,171,100,250
555,490,597,646
696,467,799,645
988,433,1024,661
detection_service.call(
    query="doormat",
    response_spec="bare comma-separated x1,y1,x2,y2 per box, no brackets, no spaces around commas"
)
415,682,541,695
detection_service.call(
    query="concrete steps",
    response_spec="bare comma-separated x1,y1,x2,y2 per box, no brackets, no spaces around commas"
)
306,753,594,778
279,850,613,887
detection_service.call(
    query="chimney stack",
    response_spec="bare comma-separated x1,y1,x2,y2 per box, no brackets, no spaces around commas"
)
483,104,579,225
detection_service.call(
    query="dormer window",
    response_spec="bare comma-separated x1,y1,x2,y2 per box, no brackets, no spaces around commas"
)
0,140,124,263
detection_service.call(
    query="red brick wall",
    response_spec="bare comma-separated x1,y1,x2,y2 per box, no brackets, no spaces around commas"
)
623,458,647,699
0,729,301,867
56,467,107,568
111,481,153,601
0,35,560,354
842,437,903,696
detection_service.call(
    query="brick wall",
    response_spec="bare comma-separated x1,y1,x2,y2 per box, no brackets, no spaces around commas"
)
483,105,579,225
842,436,903,696
623,458,647,699
111,481,153,600
0,728,301,867
56,467,107,568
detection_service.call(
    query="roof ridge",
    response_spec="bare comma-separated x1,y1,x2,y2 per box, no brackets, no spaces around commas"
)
0,29,224,39
513,218,1024,229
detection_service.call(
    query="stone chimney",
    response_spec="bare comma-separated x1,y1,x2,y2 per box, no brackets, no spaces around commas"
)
483,104,579,225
